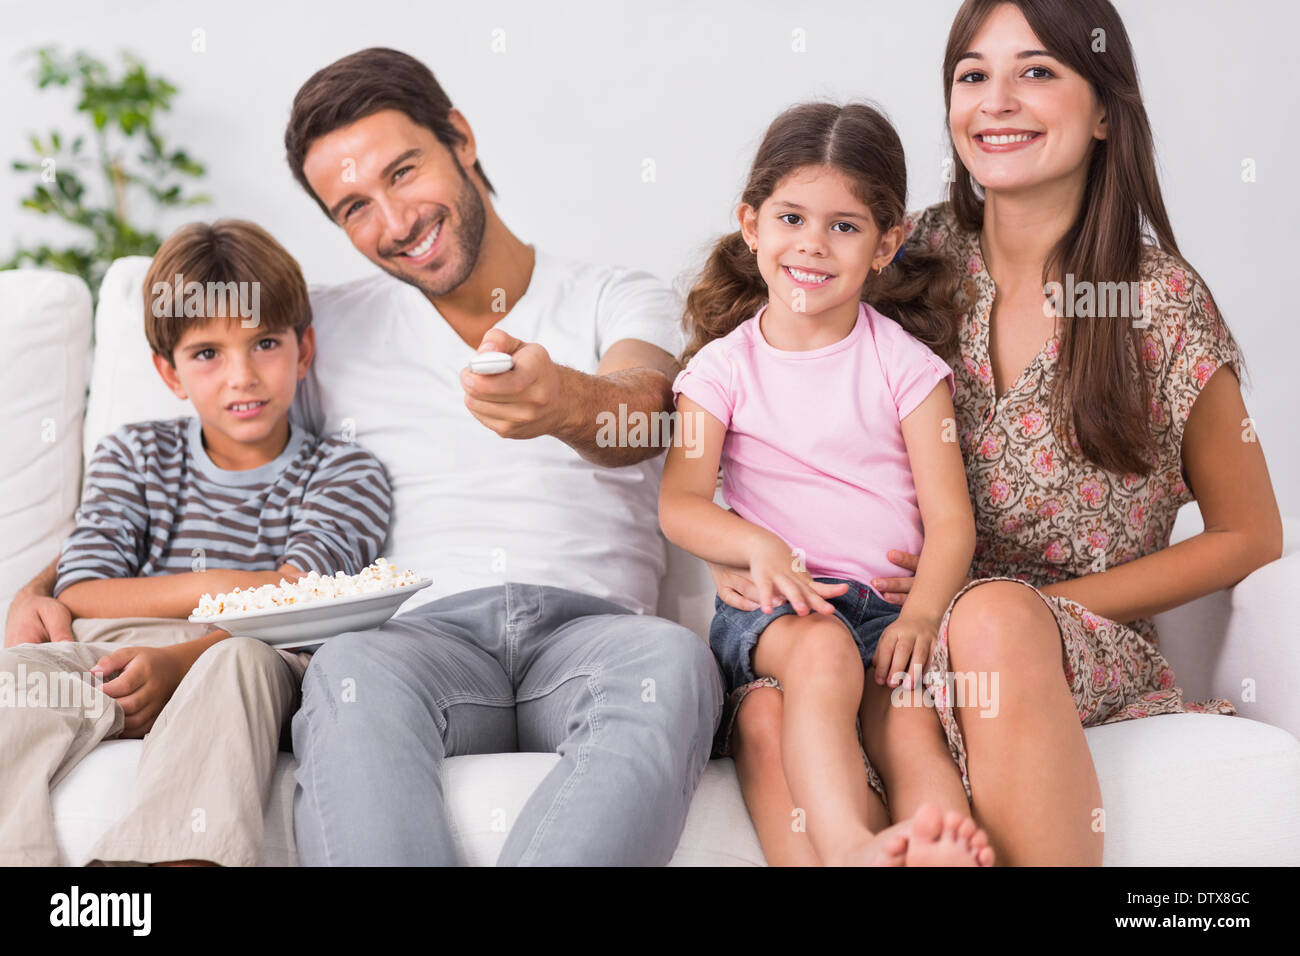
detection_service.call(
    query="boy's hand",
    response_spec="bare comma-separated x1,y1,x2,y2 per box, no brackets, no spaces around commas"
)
745,534,841,616
4,592,75,647
92,643,200,737
872,612,940,690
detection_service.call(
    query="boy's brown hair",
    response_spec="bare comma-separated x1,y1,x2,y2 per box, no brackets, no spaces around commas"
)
143,219,312,364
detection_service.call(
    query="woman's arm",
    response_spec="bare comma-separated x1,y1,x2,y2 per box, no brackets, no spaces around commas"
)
1039,367,1283,621
894,382,977,624
57,563,304,620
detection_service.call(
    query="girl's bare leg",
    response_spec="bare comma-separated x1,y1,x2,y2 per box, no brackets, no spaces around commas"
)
944,582,1104,865
860,677,995,865
860,674,971,819
733,656,988,866
732,686,890,865
752,614,904,865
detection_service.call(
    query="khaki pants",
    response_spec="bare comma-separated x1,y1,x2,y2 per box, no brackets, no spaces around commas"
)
0,618,308,866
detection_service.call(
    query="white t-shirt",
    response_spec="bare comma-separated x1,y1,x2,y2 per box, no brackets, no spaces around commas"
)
291,247,684,616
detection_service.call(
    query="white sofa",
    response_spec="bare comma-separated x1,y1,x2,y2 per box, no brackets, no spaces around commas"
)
3,260,1299,866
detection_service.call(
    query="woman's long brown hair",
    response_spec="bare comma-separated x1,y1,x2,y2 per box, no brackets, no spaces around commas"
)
682,102,961,365
944,0,1245,475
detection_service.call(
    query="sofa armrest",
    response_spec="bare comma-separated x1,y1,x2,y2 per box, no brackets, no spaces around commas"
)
1154,504,1300,738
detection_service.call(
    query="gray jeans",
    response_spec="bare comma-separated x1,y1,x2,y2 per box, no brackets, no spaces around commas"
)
291,583,723,865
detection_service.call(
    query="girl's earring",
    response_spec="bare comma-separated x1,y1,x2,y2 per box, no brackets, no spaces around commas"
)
750,245,757,254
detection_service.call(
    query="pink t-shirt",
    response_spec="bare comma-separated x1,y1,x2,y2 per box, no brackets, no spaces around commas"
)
672,300,955,599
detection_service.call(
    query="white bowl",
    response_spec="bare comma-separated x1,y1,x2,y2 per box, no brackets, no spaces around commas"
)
188,578,432,649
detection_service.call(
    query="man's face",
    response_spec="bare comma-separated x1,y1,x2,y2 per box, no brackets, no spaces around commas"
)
303,108,487,299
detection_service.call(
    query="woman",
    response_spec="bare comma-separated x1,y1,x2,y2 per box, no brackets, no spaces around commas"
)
710,0,1283,866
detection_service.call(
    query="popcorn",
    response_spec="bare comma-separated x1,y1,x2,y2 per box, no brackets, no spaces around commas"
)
193,558,422,618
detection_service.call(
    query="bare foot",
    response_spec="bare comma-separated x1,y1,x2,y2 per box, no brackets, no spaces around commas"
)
903,805,984,866
834,818,910,867
956,815,996,867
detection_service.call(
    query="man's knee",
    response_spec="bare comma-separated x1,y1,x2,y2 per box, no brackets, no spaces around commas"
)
614,618,721,730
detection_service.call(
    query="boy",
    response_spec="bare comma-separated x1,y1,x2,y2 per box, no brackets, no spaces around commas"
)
0,220,392,866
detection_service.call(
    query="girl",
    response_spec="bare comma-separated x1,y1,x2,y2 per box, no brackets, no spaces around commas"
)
717,0,1281,866
659,102,995,866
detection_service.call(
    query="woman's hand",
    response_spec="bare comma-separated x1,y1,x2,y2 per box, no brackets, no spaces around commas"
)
871,550,974,606
872,612,940,690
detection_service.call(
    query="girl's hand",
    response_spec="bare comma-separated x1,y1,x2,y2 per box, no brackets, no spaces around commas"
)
872,550,973,606
872,612,939,690
707,562,848,613
746,534,846,616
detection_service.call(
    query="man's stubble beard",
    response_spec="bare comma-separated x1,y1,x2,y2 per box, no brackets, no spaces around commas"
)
376,165,487,300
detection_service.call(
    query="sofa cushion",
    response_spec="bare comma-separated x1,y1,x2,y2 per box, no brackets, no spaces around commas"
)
81,257,189,461
0,269,93,621
51,712,1300,866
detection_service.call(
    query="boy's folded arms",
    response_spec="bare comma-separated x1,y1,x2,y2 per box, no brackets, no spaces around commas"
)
56,562,304,621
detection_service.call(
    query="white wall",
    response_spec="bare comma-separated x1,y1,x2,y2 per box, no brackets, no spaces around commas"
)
3,0,1297,512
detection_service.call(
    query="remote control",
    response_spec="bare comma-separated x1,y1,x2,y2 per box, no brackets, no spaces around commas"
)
468,350,514,375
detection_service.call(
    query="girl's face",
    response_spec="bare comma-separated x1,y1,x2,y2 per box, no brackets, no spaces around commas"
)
739,165,900,316
948,3,1106,197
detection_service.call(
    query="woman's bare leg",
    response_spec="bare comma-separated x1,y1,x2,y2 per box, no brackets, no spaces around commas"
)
944,582,1104,865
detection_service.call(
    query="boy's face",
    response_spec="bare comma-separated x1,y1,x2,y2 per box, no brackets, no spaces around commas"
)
153,316,315,446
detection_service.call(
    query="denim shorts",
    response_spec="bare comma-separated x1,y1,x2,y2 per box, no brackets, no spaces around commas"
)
708,576,901,693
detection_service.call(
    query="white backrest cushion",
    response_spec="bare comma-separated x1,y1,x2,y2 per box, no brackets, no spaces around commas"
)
0,269,92,610
82,256,191,462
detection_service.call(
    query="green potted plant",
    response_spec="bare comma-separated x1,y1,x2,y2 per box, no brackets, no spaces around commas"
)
3,47,211,305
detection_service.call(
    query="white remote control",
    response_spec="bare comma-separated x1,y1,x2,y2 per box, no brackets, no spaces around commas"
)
468,350,514,374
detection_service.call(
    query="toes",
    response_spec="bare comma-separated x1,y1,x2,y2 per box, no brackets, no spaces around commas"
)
941,809,965,838
977,846,996,867
955,816,978,844
911,803,943,841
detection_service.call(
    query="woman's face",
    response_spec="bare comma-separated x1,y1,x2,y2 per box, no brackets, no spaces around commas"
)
948,3,1106,197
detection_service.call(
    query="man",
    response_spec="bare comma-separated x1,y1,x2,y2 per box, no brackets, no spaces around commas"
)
277,47,720,865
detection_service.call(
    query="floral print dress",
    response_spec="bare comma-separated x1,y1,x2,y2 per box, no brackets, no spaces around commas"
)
720,201,1243,808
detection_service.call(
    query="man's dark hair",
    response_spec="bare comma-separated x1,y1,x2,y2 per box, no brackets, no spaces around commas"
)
285,47,495,218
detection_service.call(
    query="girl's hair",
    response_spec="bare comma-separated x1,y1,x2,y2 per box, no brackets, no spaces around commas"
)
943,0,1246,475
681,101,960,364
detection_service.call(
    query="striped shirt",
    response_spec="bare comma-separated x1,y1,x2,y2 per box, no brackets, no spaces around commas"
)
53,416,392,597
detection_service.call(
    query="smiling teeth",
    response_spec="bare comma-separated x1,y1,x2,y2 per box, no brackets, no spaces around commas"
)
982,133,1037,145
787,267,830,283
402,221,442,258
230,402,264,411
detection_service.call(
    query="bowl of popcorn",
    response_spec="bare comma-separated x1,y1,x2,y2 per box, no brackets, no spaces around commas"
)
188,558,431,648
